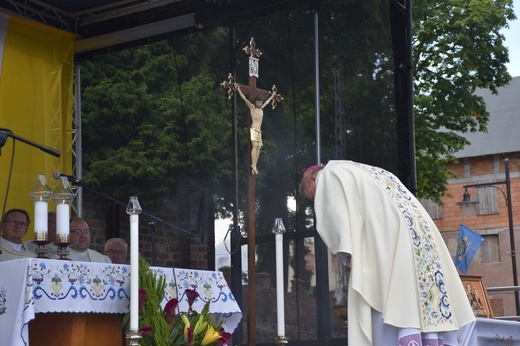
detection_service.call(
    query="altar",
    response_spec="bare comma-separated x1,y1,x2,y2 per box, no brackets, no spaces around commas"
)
457,317,520,345
0,258,242,346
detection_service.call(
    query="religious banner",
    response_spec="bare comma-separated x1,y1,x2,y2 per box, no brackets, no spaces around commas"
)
455,224,484,274
0,12,76,240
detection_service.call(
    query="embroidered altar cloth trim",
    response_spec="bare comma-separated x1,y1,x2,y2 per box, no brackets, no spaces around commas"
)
0,258,242,346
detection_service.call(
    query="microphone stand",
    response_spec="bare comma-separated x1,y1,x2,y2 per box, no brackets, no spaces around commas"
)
0,129,61,255
78,184,196,237
149,220,158,265
0,128,61,157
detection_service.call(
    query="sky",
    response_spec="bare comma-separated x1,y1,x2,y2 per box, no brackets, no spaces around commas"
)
504,0,520,77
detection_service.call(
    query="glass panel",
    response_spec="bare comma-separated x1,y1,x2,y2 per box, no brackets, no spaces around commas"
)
329,252,350,338
78,0,398,342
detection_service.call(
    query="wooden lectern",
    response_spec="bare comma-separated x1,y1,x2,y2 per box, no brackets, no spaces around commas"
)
29,313,124,346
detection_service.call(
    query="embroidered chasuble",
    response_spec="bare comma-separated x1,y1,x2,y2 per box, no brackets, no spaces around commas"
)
313,161,474,345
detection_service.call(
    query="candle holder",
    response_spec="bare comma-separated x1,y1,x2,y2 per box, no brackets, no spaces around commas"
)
275,336,289,345
30,174,52,258
53,176,76,260
54,233,71,260
33,240,52,258
126,330,142,345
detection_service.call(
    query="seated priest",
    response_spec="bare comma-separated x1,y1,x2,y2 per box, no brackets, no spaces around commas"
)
26,211,59,259
0,208,36,261
299,161,475,346
104,237,129,264
67,217,111,263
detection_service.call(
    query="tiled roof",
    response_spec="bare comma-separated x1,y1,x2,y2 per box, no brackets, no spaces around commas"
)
454,76,520,158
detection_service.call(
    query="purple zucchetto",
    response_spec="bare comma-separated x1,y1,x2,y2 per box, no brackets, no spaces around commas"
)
302,164,321,178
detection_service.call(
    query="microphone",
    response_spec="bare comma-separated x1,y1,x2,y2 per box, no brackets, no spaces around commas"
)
53,171,84,186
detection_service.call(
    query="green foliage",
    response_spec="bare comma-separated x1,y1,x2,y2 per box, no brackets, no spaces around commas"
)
78,29,234,209
137,256,228,346
138,255,170,346
169,301,224,346
412,0,515,201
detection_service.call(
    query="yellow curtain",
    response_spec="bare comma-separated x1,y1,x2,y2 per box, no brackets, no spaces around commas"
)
0,13,77,241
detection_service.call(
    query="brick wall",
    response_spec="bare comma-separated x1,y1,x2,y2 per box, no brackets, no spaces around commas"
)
79,188,209,270
432,154,520,317
231,271,347,343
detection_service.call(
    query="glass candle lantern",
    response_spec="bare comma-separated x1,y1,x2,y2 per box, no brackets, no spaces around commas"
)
52,176,75,245
29,174,52,242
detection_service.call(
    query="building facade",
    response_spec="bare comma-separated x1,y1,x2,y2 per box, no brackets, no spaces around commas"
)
428,77,520,317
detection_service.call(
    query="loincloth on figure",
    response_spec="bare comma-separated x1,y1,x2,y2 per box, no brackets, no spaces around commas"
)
250,127,263,147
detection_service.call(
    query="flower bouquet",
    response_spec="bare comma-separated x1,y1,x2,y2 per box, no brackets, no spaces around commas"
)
134,255,231,346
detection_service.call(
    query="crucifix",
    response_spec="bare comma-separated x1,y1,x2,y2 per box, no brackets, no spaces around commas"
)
221,37,283,346
221,41,283,176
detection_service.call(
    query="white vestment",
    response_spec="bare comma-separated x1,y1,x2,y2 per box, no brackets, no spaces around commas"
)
0,237,36,261
313,161,475,345
67,248,111,263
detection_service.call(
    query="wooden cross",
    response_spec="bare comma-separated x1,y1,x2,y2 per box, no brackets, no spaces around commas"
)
221,73,282,109
221,37,282,346
243,37,262,58
220,38,283,176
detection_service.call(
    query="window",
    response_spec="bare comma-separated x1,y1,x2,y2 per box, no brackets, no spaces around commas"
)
480,234,500,263
475,184,499,216
420,199,442,220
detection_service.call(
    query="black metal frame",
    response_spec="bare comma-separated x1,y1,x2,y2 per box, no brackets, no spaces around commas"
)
225,0,413,343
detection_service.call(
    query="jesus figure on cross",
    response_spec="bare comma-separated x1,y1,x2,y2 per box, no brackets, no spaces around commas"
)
234,82,276,175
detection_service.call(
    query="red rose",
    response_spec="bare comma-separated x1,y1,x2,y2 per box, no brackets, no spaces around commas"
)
164,298,178,322
217,328,232,345
185,289,199,308
138,326,153,337
138,289,147,313
186,326,194,344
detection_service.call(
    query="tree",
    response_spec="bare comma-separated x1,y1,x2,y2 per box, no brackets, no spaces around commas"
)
412,0,515,202
78,31,234,211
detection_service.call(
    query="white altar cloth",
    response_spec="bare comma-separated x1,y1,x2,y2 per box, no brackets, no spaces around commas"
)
0,258,241,346
457,317,520,345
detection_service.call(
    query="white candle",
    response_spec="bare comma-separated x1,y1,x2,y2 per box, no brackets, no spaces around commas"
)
129,213,139,331
56,203,69,242
34,201,48,240
275,231,285,337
